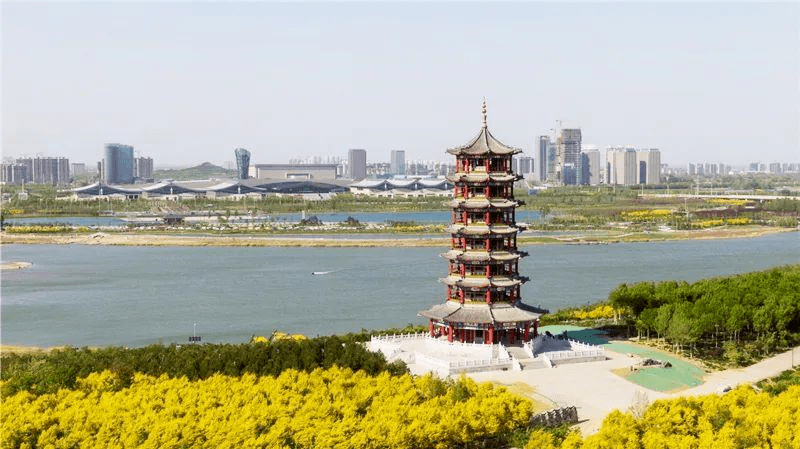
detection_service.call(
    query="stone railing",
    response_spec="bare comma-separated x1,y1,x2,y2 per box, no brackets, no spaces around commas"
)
448,356,513,374
524,335,606,365
370,332,429,342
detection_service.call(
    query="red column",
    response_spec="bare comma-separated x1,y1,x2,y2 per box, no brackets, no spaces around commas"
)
485,211,490,225
447,324,454,342
485,265,490,277
488,325,495,345
485,289,491,303
429,320,435,337
485,158,490,171
459,289,465,303
524,322,531,342
446,285,452,298
485,238,490,251
484,186,490,197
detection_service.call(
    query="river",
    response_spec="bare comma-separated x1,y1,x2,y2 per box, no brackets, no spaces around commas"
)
1,232,797,348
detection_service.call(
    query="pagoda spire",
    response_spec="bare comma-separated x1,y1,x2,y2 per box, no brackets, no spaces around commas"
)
481,98,488,128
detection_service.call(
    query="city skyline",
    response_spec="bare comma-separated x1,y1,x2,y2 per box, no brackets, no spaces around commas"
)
2,2,798,167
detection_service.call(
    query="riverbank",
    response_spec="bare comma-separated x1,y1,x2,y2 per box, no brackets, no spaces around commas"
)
0,225,793,247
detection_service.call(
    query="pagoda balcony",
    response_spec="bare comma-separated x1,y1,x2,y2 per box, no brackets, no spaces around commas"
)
448,224,521,236
439,274,527,288
449,198,520,209
447,172,520,183
441,249,525,262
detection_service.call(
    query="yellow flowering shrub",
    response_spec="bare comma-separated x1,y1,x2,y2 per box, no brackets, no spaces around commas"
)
707,198,748,206
4,225,70,233
1,367,532,449
725,217,751,226
570,304,620,320
619,209,674,222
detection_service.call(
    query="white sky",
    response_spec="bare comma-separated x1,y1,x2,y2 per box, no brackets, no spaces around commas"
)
2,2,798,168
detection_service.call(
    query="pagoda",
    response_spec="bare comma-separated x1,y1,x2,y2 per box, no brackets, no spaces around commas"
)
419,101,544,344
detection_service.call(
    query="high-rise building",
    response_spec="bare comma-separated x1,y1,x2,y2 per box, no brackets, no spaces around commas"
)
419,102,542,344
581,147,601,185
537,136,551,182
348,149,367,180
606,147,637,186
13,157,70,184
104,144,134,184
390,150,405,176
71,163,87,177
635,149,661,185
134,157,154,180
1,162,29,185
556,128,581,185
515,156,534,176
234,148,250,179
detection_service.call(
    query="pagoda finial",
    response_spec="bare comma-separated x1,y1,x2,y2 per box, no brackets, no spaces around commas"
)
481,98,488,128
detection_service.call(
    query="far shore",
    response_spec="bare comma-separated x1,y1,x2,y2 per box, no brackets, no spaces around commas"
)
0,225,794,248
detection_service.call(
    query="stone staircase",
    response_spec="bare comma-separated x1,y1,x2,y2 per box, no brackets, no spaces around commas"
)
506,345,549,370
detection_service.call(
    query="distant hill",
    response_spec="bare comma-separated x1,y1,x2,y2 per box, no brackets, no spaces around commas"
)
153,162,236,181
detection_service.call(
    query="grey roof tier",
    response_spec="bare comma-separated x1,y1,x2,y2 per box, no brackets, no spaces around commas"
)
439,275,528,288
446,172,521,183
418,301,543,324
448,224,520,235
441,250,524,262
449,198,520,209
445,125,523,156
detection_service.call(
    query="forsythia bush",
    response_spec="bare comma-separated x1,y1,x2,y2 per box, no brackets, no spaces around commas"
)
525,385,800,448
1,367,532,449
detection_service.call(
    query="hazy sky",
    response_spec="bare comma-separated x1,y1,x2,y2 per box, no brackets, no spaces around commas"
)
2,2,798,168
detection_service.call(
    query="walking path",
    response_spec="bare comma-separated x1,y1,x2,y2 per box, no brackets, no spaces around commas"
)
468,344,800,435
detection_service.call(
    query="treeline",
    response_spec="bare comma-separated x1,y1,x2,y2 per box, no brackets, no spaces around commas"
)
0,335,406,397
609,265,800,365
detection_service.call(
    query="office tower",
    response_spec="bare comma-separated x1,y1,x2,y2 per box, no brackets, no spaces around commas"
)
134,157,154,180
635,149,661,184
348,149,367,180
537,136,550,181
556,128,581,185
104,144,134,184
234,148,250,179
390,150,405,176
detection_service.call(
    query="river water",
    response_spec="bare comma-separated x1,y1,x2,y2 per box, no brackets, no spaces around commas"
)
4,211,542,226
1,232,798,348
